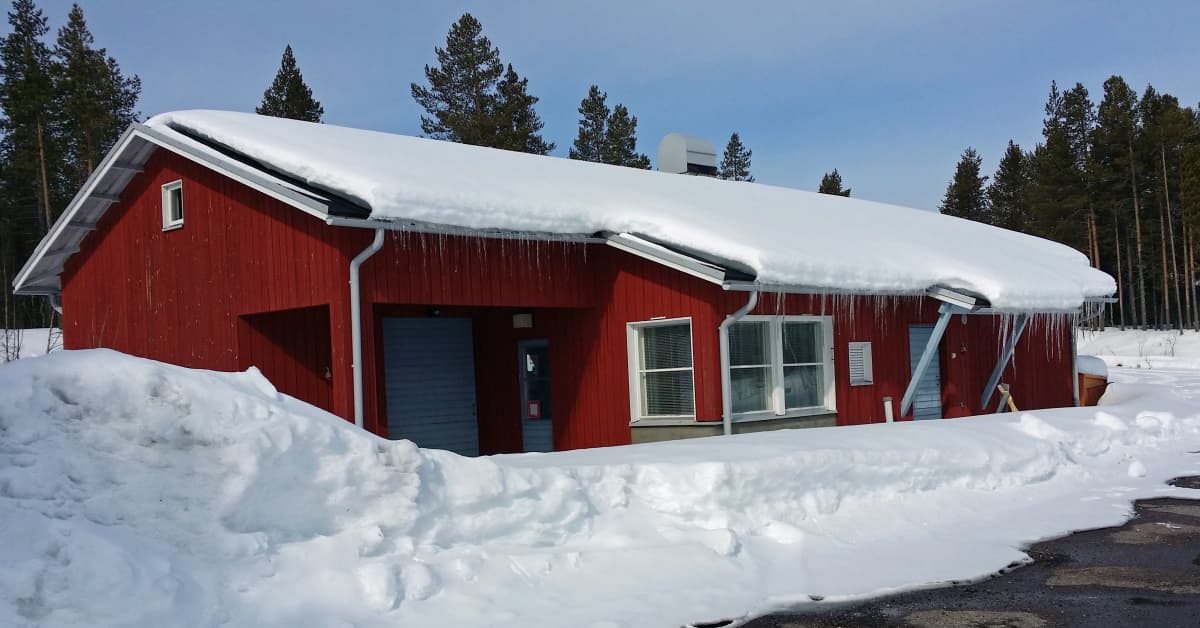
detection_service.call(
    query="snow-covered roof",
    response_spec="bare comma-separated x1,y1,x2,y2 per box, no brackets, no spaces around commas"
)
19,109,1114,311
143,111,1113,311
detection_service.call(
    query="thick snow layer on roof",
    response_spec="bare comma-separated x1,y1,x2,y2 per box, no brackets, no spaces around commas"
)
146,110,1115,311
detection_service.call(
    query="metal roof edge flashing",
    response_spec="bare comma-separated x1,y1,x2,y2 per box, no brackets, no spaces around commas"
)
605,232,728,285
926,286,986,312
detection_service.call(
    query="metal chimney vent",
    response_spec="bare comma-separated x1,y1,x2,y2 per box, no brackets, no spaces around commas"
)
657,133,718,176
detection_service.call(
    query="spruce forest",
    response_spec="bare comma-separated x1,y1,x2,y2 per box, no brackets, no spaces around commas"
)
0,1,139,333
940,79,1200,330
2,4,1196,333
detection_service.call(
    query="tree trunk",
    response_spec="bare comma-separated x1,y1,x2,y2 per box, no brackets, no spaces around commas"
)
1186,225,1195,331
1190,226,1199,331
1114,214,1126,329
1129,139,1147,327
35,116,53,233
1159,194,1171,327
1087,199,1100,268
1162,144,1183,330
1123,237,1132,329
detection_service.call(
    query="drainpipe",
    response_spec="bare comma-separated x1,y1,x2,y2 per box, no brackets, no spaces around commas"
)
350,229,385,429
719,290,758,436
1071,325,1080,407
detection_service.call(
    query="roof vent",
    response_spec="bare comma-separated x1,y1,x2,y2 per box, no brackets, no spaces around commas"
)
657,133,718,177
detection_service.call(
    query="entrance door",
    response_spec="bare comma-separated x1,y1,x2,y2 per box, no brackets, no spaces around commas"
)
518,339,553,452
907,324,943,420
381,317,479,456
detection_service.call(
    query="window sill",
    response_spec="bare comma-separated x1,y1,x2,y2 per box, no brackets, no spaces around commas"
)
629,417,699,427
731,407,836,423
162,223,184,232
631,408,836,427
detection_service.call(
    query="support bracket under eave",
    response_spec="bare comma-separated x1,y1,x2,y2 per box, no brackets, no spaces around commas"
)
899,302,962,417
979,313,1030,409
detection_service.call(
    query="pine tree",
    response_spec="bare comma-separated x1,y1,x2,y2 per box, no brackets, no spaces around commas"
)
411,14,550,154
410,13,503,146
567,85,649,168
1094,76,1146,326
1139,87,1189,327
0,0,61,330
986,141,1031,232
1,1,140,331
1028,83,1090,253
0,0,59,233
1061,83,1100,267
569,85,608,162
1028,126,1085,246
1183,144,1200,249
600,104,650,169
818,169,850,196
939,148,989,221
1182,141,1200,329
256,45,323,122
53,3,140,189
492,64,553,154
718,132,753,181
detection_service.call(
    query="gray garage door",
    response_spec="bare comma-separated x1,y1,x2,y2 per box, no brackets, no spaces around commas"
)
382,317,479,456
908,324,943,421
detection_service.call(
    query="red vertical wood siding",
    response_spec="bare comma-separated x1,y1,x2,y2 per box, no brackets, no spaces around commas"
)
60,147,1078,454
237,305,334,412
61,150,347,356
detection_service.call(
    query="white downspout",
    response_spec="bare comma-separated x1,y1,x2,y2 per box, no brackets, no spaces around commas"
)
719,290,758,436
1071,325,1080,407
350,229,385,429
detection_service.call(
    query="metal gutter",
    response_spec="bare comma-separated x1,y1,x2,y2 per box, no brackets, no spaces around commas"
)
326,215,603,243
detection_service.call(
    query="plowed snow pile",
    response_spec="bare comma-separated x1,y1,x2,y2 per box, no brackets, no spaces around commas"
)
2,350,1199,627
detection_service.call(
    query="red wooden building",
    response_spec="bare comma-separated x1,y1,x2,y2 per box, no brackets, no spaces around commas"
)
14,112,1115,455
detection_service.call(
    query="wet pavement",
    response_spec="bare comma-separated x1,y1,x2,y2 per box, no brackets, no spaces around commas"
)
740,476,1200,628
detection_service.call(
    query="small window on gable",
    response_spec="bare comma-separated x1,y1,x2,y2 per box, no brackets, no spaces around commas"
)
162,180,183,230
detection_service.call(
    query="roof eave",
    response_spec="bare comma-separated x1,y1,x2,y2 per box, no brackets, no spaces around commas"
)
12,123,343,297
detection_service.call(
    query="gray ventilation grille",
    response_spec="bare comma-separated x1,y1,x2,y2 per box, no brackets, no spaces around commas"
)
848,341,874,386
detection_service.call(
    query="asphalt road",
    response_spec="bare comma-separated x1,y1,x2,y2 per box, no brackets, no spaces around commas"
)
738,476,1200,628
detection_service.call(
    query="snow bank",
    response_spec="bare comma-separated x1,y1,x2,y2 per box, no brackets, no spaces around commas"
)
145,110,1114,311
3,351,1199,628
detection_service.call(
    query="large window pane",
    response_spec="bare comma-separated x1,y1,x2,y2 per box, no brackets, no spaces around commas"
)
643,370,695,415
784,364,822,408
782,322,821,364
731,366,770,413
640,324,692,370
729,321,770,366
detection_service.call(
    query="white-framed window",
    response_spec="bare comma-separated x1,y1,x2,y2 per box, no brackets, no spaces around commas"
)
627,318,695,422
726,315,835,418
161,180,184,230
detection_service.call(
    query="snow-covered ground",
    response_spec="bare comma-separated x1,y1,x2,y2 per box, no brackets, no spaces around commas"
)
2,348,1199,628
1,328,61,362
1078,326,1200,369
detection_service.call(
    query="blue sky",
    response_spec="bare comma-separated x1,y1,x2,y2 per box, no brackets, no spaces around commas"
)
28,0,1200,209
